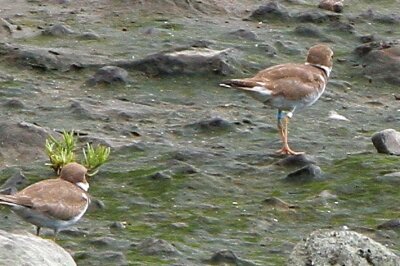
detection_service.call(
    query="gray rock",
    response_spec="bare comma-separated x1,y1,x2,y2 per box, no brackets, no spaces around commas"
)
74,251,128,266
294,24,325,38
263,197,297,210
88,198,106,211
0,230,76,266
109,221,127,230
3,99,25,109
42,24,75,36
377,219,400,230
78,31,101,40
274,41,301,55
86,66,129,86
0,121,56,166
119,47,242,76
250,2,339,24
295,10,335,24
371,129,400,155
328,20,355,33
90,237,131,250
137,238,180,256
147,171,172,180
287,229,400,265
376,172,400,183
361,45,400,85
256,43,277,57
0,43,108,71
359,9,400,24
59,227,89,237
275,154,316,167
285,164,323,182
205,249,258,266
185,117,234,133
0,169,27,194
227,29,258,41
250,2,291,22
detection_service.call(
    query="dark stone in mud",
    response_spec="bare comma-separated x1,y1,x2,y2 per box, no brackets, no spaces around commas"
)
88,198,106,211
86,66,129,86
147,171,172,180
294,24,325,39
110,221,127,230
328,20,355,33
250,2,290,22
185,117,234,133
205,249,257,265
118,47,242,76
274,41,301,55
250,2,338,24
0,43,108,71
377,219,400,230
227,29,258,41
78,31,101,40
371,129,400,155
285,164,323,182
359,35,376,44
90,237,132,250
69,100,98,119
288,229,400,265
358,9,400,24
3,99,25,109
137,238,180,256
168,160,198,175
74,251,128,266
59,227,89,237
42,24,75,36
275,154,316,168
256,43,277,57
295,10,337,24
0,169,26,195
263,197,297,210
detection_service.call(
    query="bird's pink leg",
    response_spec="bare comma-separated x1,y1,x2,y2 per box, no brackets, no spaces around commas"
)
276,117,304,155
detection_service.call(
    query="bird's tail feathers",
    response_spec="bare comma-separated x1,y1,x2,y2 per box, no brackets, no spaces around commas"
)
220,79,261,88
0,195,19,207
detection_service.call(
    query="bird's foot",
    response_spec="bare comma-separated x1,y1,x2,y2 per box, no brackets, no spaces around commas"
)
276,146,305,155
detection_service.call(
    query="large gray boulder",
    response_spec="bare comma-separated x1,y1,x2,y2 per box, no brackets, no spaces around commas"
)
356,43,400,85
0,121,57,167
288,229,400,265
118,47,242,76
0,230,76,266
371,129,400,155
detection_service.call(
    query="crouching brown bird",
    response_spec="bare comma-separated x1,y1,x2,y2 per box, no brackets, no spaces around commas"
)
220,44,333,155
0,162,90,238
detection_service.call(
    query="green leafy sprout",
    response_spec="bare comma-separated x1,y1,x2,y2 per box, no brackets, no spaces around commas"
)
83,143,111,176
45,130,110,176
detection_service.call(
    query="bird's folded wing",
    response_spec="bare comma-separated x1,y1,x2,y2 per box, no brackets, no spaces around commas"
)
16,179,88,220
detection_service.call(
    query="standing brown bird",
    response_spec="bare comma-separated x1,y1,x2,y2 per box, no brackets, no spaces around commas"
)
220,44,333,155
0,162,90,237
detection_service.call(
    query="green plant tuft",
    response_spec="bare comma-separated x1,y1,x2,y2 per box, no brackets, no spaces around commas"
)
83,143,111,176
45,130,110,176
45,130,76,174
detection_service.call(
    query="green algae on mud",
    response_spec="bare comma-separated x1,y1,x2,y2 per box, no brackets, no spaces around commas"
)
1,0,400,265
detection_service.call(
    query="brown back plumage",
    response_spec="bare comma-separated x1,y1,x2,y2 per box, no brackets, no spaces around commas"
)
0,162,89,221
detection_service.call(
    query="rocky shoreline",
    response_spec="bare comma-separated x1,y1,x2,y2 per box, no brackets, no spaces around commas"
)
0,0,400,265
